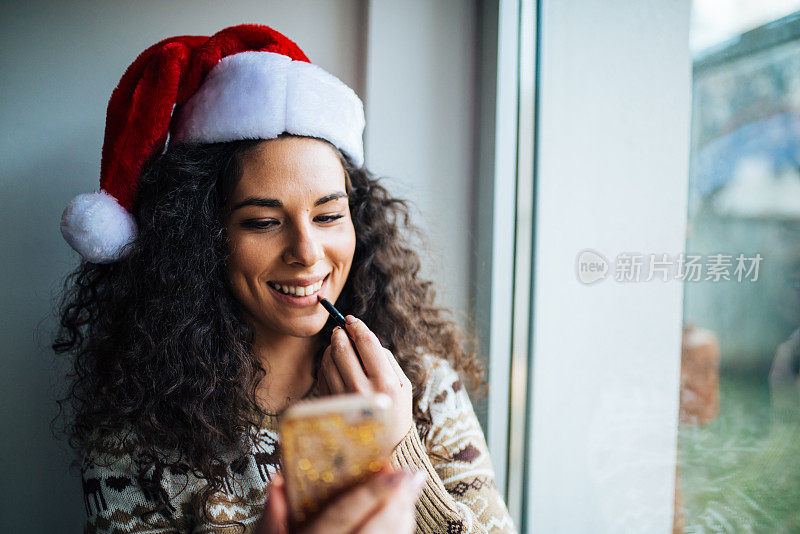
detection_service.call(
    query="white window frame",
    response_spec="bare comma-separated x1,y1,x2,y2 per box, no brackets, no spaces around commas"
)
476,0,692,531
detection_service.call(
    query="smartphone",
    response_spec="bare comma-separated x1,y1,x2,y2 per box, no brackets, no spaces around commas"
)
278,392,394,525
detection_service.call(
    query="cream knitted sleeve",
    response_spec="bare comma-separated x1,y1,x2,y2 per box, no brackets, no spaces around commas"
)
390,356,517,534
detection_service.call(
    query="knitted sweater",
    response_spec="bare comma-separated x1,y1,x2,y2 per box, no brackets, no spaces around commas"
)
81,355,516,533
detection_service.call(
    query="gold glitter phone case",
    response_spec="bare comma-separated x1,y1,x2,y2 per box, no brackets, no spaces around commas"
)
279,393,394,525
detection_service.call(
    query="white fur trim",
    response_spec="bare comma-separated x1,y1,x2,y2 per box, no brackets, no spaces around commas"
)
172,51,365,166
60,190,138,264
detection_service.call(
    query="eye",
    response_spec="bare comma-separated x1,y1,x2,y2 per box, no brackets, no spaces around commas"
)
315,214,344,224
240,219,278,230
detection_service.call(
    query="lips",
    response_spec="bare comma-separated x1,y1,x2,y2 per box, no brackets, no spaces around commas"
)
266,274,330,307
267,276,325,297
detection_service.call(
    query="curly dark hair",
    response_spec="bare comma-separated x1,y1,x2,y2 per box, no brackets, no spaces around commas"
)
52,135,485,530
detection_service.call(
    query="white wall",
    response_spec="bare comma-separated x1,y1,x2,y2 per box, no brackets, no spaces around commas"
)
528,0,692,532
364,0,478,322
1,2,479,531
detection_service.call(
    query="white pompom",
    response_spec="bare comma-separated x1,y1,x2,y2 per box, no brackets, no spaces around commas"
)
60,190,138,264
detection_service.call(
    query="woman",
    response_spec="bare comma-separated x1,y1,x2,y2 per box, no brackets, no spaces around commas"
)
54,25,515,533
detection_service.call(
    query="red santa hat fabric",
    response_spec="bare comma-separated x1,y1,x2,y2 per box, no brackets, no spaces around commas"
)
61,24,365,264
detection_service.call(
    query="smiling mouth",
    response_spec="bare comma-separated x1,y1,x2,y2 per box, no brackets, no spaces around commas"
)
267,275,329,297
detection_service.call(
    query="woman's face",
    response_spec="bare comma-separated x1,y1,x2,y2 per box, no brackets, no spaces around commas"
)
224,136,356,341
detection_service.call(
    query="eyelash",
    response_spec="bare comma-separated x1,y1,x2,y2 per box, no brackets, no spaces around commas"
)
240,214,344,229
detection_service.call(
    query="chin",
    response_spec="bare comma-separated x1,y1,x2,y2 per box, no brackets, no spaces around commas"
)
277,317,329,339
290,325,326,339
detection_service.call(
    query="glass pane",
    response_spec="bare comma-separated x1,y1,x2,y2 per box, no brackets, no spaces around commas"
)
677,3,800,532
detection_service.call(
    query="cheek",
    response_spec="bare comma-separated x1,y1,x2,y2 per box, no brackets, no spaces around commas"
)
334,223,356,269
226,231,271,289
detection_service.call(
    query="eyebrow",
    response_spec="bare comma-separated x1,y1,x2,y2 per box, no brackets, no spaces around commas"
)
230,191,348,212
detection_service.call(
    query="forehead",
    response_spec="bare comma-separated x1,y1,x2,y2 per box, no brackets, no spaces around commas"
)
233,137,347,200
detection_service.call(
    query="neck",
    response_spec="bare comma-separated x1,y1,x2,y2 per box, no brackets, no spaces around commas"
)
253,329,319,413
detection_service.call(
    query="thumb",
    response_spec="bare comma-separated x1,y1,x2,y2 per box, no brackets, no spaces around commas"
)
256,474,290,534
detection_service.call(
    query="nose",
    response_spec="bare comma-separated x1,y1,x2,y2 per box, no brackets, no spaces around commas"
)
282,221,324,266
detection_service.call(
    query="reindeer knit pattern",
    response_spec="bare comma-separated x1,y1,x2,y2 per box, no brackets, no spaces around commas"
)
81,355,516,533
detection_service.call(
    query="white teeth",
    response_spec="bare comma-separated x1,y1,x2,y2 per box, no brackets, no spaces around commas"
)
271,279,325,297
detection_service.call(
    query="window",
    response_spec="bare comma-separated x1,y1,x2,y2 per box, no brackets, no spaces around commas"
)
676,4,800,532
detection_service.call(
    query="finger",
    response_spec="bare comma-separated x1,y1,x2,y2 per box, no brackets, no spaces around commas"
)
329,327,373,392
383,348,409,389
257,474,289,534
317,347,331,396
344,316,395,385
305,471,412,534
317,368,330,396
356,499,416,534
355,471,426,534
321,348,347,394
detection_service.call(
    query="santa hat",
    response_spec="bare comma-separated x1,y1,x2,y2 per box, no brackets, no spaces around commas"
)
61,24,365,264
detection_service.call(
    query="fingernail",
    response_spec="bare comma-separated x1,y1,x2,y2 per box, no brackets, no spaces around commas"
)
383,471,406,489
408,470,427,492
345,315,357,325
